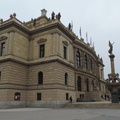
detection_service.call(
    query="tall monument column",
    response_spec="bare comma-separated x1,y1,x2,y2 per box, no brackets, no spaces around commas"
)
109,54,115,76
107,41,120,103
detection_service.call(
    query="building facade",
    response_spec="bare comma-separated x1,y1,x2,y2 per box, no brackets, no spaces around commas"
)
0,9,106,108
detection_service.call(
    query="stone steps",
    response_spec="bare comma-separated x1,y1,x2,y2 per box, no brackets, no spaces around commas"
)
64,102,120,109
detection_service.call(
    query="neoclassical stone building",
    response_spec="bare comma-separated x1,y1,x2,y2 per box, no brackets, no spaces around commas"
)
0,9,106,108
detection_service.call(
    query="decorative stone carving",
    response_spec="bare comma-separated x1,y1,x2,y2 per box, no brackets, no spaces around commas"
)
13,13,16,18
92,79,98,91
33,19,36,26
68,23,72,30
108,41,114,55
51,11,55,20
10,13,17,19
10,14,13,19
37,38,47,44
0,19,3,24
56,12,61,21
0,36,7,41
62,41,69,46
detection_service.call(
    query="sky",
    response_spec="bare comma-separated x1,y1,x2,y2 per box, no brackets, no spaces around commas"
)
1,0,120,78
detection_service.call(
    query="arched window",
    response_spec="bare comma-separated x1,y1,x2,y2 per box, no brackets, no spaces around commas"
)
38,72,43,84
86,79,89,91
14,92,20,100
76,51,81,67
77,76,82,91
84,55,88,69
90,58,92,70
65,73,68,85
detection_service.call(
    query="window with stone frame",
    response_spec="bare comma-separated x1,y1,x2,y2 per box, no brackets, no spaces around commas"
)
63,46,67,59
37,93,42,100
66,93,69,100
90,58,93,70
0,36,7,56
62,41,68,60
14,92,21,100
80,94,84,98
76,51,81,67
65,73,68,85
77,76,82,91
100,69,103,79
0,42,5,56
0,71,1,81
38,72,43,84
84,55,88,69
86,79,89,91
39,44,45,58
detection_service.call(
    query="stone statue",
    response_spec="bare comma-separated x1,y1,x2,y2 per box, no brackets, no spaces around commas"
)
92,79,99,91
13,13,16,18
108,41,114,54
33,19,36,26
68,23,71,30
51,11,55,20
57,12,61,21
0,19,3,24
10,14,13,19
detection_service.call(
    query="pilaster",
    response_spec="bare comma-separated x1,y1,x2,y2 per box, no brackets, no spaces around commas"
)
7,31,15,55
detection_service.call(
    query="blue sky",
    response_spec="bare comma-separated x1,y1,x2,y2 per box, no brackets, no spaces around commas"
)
1,0,120,78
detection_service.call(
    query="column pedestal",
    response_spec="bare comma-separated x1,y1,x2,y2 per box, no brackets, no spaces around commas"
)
111,91,119,103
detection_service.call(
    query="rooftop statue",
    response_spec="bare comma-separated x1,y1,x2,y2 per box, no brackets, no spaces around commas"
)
57,12,61,21
68,23,72,30
51,11,55,20
0,19,3,24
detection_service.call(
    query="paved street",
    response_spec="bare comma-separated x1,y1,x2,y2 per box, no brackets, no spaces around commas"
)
0,108,120,120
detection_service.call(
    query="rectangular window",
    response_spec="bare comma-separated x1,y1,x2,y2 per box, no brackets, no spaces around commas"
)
0,71,1,81
64,46,67,59
80,94,84,98
66,93,69,100
39,44,45,58
37,93,41,100
1,42,5,56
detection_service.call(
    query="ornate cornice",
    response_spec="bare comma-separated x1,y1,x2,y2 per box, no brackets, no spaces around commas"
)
0,20,76,41
0,21,30,35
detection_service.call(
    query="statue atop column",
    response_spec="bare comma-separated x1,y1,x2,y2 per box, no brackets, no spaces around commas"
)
108,41,114,55
107,40,120,103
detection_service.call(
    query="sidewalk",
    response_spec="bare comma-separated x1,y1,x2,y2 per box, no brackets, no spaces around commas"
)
64,101,120,109
0,107,120,120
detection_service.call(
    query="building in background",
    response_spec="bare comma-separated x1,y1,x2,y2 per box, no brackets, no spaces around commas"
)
0,9,107,108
